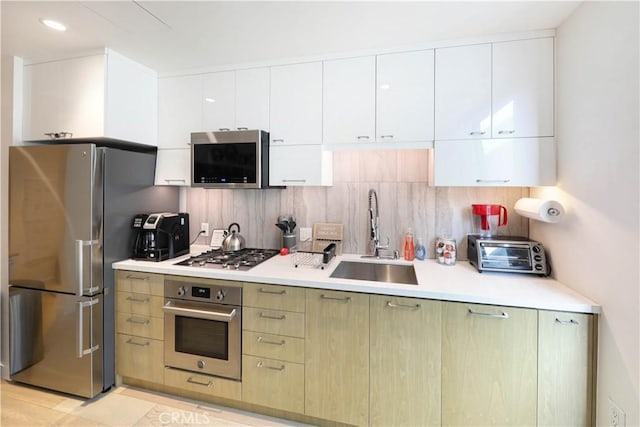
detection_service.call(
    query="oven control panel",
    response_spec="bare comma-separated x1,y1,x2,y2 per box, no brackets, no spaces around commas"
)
164,279,241,306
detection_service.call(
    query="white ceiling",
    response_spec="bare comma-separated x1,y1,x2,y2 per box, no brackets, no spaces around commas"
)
1,1,582,75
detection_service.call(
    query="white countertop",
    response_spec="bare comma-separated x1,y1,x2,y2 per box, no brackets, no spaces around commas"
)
113,246,600,314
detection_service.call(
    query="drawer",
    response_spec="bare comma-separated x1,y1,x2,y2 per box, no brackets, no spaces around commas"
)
243,283,305,313
116,291,164,318
242,331,304,364
116,271,164,296
164,367,241,401
116,333,164,384
242,307,304,338
116,311,163,340
242,355,304,414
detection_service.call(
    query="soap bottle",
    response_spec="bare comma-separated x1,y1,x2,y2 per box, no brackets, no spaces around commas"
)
415,236,426,260
403,228,415,261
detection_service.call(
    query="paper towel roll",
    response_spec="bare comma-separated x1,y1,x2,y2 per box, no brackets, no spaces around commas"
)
514,198,565,223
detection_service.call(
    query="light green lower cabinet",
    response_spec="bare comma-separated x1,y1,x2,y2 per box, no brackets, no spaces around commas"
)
241,355,304,413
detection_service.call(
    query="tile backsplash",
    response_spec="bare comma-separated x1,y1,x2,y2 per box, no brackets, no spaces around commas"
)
186,150,529,260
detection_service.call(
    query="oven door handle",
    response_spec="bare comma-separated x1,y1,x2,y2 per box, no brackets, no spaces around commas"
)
163,301,237,322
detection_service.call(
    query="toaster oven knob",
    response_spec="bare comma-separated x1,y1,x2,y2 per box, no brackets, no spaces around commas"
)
177,286,186,297
216,290,226,301
532,245,542,253
534,255,543,262
535,264,544,271
197,360,205,369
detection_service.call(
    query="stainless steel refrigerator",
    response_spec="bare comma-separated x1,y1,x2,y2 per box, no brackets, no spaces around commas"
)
8,143,179,398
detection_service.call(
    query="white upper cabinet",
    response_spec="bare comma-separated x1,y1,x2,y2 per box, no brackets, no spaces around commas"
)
435,44,492,140
376,50,435,143
202,71,235,131
154,148,191,186
492,37,554,138
270,62,323,146
158,75,202,149
236,67,270,131
323,56,376,144
269,145,333,187
435,37,554,140
23,50,158,146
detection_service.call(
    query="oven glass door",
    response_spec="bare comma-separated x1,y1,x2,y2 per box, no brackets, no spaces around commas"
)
164,299,241,380
480,243,532,270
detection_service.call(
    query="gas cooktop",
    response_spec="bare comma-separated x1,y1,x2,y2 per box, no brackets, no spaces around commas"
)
174,248,280,271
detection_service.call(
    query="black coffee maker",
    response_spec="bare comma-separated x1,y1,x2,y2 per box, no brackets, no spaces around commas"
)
132,213,190,261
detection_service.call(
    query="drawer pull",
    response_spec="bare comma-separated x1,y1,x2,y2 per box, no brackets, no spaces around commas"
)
320,294,351,303
468,308,509,319
257,361,285,371
126,317,150,325
259,312,286,320
126,338,150,347
187,377,213,387
257,336,286,346
386,301,421,310
555,317,579,325
126,296,150,303
258,288,287,295
125,274,149,281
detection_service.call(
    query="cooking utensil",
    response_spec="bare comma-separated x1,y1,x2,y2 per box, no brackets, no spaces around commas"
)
221,222,246,251
275,223,287,233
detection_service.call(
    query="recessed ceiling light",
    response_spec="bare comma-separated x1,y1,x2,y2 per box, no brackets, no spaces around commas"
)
39,18,67,32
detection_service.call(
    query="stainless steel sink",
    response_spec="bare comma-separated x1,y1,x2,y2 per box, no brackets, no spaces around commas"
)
330,261,418,285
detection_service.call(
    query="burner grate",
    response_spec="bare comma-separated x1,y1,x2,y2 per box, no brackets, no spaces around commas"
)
175,248,279,270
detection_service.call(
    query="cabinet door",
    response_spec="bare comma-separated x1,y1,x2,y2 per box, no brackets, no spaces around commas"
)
202,71,235,131
270,62,322,145
435,44,492,140
235,67,270,131
538,311,595,427
492,37,554,138
242,355,304,413
305,290,369,426
269,145,333,186
116,333,164,384
158,75,202,148
370,296,441,426
430,138,556,186
323,56,376,144
376,49,435,143
154,148,191,186
442,302,537,426
23,55,105,141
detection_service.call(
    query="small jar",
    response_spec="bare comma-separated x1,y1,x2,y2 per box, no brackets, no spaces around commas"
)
436,237,456,265
415,237,426,261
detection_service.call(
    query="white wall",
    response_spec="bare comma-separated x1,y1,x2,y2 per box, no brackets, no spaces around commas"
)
530,2,639,425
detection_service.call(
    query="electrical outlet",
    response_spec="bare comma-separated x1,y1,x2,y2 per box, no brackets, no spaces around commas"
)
201,222,209,237
609,398,626,427
300,227,312,242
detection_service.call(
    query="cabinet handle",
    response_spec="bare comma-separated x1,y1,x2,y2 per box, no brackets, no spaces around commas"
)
236,127,249,131
498,130,516,135
257,361,286,371
257,336,286,346
380,134,394,139
218,128,230,131
125,274,149,281
469,131,486,136
258,288,287,295
356,135,370,140
126,296,150,303
475,179,511,184
44,131,73,139
555,317,580,325
282,179,307,183
126,338,150,347
187,377,213,387
386,301,421,310
259,312,286,320
320,294,351,303
272,138,285,143
468,308,509,319
126,317,150,325
164,179,186,183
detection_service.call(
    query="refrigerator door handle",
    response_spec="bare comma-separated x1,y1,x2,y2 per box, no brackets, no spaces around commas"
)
77,299,100,358
76,240,99,296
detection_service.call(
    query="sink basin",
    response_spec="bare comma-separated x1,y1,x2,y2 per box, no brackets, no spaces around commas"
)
330,261,418,285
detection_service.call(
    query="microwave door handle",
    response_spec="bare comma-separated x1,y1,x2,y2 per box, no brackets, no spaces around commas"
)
163,301,237,323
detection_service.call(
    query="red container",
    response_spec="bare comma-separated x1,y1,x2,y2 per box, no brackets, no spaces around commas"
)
471,204,508,236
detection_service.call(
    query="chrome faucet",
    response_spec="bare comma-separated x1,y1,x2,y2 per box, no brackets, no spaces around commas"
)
362,189,398,259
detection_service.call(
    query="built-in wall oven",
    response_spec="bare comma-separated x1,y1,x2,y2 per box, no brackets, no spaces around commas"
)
163,278,241,380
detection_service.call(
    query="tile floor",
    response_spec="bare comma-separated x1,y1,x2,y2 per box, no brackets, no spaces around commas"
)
0,381,311,426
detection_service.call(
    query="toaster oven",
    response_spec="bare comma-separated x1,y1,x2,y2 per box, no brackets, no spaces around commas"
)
467,235,549,276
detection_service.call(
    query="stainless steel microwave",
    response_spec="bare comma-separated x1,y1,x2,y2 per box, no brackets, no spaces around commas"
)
191,130,278,189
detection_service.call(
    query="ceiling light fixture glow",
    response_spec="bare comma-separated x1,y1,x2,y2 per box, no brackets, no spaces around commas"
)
40,18,67,32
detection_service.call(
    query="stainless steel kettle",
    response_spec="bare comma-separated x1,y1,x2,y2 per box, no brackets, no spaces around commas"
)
221,223,246,251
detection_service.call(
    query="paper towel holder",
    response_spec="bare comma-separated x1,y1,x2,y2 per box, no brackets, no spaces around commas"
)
514,198,565,223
